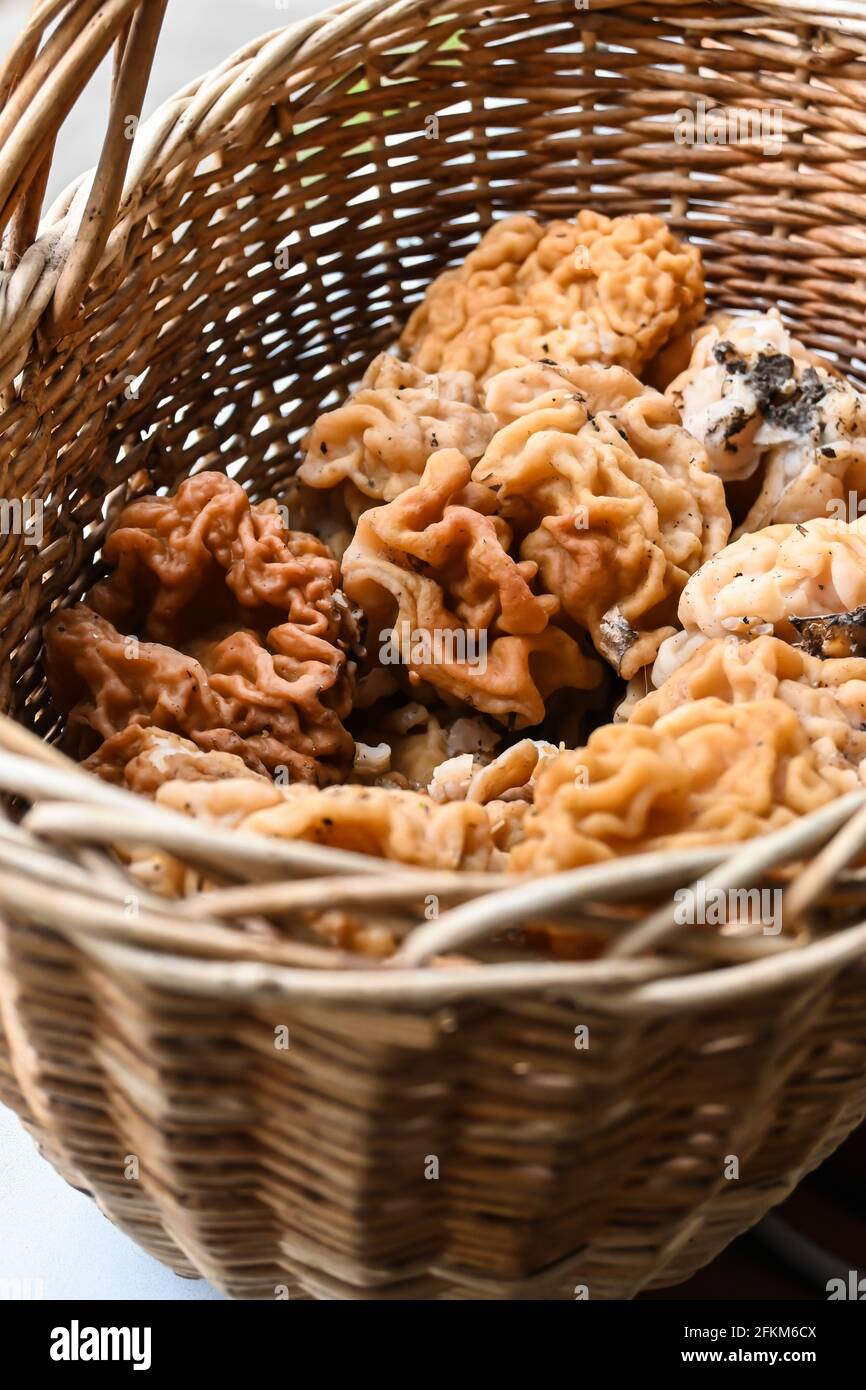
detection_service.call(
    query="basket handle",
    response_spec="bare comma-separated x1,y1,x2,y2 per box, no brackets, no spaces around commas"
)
0,0,167,330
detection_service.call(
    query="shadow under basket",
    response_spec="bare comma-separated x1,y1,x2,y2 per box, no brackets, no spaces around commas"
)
1,0,866,1299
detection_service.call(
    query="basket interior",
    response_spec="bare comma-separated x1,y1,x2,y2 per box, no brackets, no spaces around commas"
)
3,0,865,740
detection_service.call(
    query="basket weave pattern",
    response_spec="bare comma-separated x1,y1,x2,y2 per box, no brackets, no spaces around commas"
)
1,0,866,1298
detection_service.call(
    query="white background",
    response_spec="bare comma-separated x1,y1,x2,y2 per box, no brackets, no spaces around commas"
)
0,1105,224,1299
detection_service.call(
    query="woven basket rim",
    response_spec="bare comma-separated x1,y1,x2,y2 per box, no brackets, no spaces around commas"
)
56,895,866,1012
3,723,866,1009
15,0,864,276
1,0,858,370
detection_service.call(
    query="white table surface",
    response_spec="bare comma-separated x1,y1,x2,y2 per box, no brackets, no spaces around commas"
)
0,1104,224,1300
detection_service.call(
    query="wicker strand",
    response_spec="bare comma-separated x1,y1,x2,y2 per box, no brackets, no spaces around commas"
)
608,792,866,960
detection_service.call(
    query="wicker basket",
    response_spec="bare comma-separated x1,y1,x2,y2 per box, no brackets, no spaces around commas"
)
2,0,866,1301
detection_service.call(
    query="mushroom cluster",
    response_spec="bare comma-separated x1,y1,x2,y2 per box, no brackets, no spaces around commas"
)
46,211,866,954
